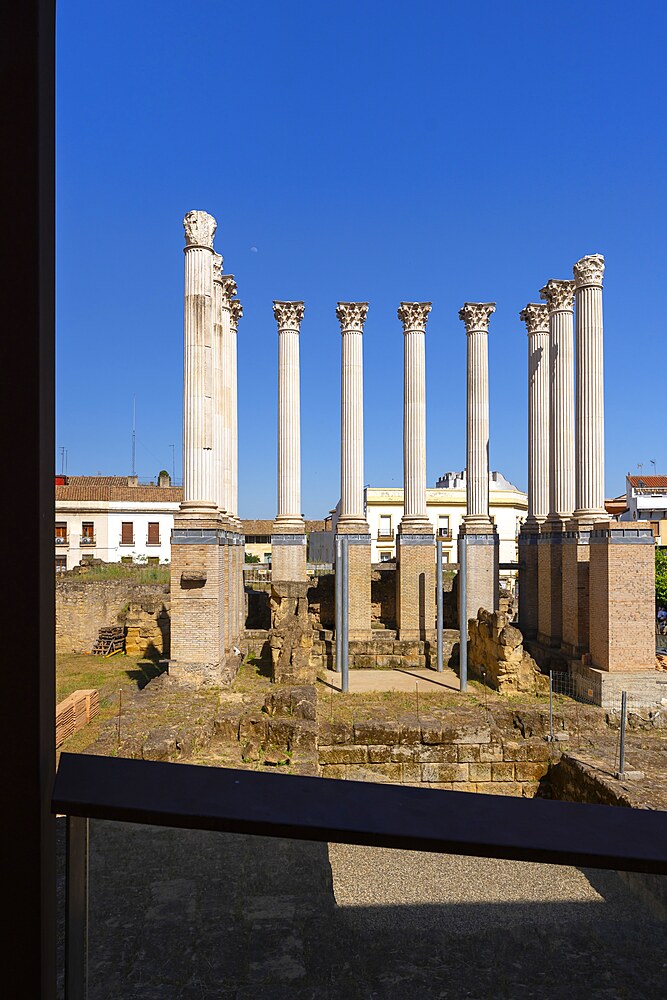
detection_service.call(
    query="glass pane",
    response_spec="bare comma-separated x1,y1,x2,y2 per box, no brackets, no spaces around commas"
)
57,818,667,999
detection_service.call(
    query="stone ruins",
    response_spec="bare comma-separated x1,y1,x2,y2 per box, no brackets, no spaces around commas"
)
168,211,656,703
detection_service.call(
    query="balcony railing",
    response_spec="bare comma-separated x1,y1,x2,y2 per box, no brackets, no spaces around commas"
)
55,535,69,546
436,529,453,540
377,529,394,540
80,536,96,546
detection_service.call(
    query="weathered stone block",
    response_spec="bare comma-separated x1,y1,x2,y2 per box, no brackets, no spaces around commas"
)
352,654,377,669
469,763,492,782
479,742,504,762
417,745,458,764
354,719,400,745
398,716,422,744
501,741,528,762
263,685,316,721
318,720,353,745
479,782,523,796
401,763,422,783
514,761,550,782
456,744,481,763
239,714,267,744
368,744,392,763
391,745,419,763
376,654,403,669
421,763,469,783
420,718,445,744
447,725,491,745
524,742,552,762
319,745,368,765
491,762,515,781
320,764,347,780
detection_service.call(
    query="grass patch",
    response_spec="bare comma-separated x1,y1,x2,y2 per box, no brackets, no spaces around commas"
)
62,563,169,583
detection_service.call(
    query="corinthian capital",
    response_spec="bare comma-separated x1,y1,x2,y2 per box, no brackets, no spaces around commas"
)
230,299,243,331
519,303,549,336
183,210,217,249
212,253,223,281
539,279,575,313
273,301,305,330
397,302,432,332
219,274,237,305
458,302,495,333
336,302,369,332
573,253,605,289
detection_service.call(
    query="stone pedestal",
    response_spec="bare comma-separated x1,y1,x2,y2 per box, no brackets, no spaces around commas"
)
169,519,226,685
396,530,436,640
459,525,499,626
537,523,563,648
336,527,372,639
517,522,539,640
272,530,307,583
589,523,656,672
561,524,591,658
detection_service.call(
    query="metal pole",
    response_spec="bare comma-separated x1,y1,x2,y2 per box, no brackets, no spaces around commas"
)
619,690,627,776
65,815,89,1000
549,670,554,742
459,534,467,692
334,536,342,673
341,536,349,693
436,538,443,672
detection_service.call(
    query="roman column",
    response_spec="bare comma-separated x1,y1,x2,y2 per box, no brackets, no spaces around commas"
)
517,303,549,639
396,302,435,641
272,301,307,581
573,254,606,522
458,303,499,627
212,256,230,658
230,298,246,642
170,211,226,684
537,278,575,649
336,302,372,639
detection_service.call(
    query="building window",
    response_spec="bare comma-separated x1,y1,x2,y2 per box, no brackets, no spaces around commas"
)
378,515,392,539
55,555,67,574
147,522,160,545
81,521,95,545
55,521,68,545
437,515,450,539
121,521,134,545
440,549,450,563
379,550,393,562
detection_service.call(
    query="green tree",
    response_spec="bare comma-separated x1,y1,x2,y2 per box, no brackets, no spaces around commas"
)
656,549,667,607
245,552,260,564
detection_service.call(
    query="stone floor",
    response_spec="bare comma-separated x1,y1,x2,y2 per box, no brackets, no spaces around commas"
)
56,816,667,999
319,666,461,693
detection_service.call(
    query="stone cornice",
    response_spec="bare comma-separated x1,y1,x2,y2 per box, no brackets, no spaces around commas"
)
230,298,243,330
336,301,369,332
397,301,432,332
183,210,217,249
573,253,605,289
458,302,495,333
539,279,575,313
519,302,549,336
273,301,305,330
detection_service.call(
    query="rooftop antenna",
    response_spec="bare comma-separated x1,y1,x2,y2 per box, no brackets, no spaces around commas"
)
637,462,643,475
650,459,656,476
131,396,136,477
60,446,65,477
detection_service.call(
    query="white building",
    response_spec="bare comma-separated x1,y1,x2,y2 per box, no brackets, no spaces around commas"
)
328,471,527,588
55,475,182,571
619,475,667,545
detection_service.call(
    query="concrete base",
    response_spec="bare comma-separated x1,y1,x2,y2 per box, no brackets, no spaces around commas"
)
569,660,667,710
396,531,436,640
517,525,539,640
271,532,307,582
561,528,590,658
458,526,499,626
537,527,562,649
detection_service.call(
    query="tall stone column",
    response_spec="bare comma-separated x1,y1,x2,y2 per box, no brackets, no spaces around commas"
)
336,302,372,639
537,279,575,650
458,303,499,627
230,298,246,642
170,211,226,684
272,301,307,582
213,269,237,651
518,303,549,640
396,302,435,641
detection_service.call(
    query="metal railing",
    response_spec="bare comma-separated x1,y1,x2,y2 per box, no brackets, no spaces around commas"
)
52,750,667,999
436,528,453,540
377,529,394,540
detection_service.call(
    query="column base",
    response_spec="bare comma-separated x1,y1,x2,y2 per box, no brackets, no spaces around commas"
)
589,523,655,671
458,525,499,626
271,522,307,582
396,529,436,640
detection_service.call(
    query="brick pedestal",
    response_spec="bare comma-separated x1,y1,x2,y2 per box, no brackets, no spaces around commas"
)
589,523,655,672
337,530,371,639
169,519,226,684
517,523,540,640
271,530,307,583
561,526,590,658
537,526,562,648
459,527,499,626
396,532,436,640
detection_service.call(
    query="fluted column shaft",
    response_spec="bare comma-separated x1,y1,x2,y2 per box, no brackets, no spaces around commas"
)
520,304,550,521
182,211,217,511
399,303,431,525
229,300,242,519
574,255,606,520
337,303,368,524
274,302,305,526
213,263,237,515
459,303,495,527
540,281,575,522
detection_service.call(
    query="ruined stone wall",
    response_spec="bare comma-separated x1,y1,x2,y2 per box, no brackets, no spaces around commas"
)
56,579,170,655
468,609,548,694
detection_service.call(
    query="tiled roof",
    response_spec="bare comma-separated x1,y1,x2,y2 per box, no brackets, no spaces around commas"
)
241,519,327,534
56,484,183,502
605,495,627,514
628,476,667,489
65,476,131,486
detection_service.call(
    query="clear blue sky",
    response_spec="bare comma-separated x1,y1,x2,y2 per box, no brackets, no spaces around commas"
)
56,0,666,518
